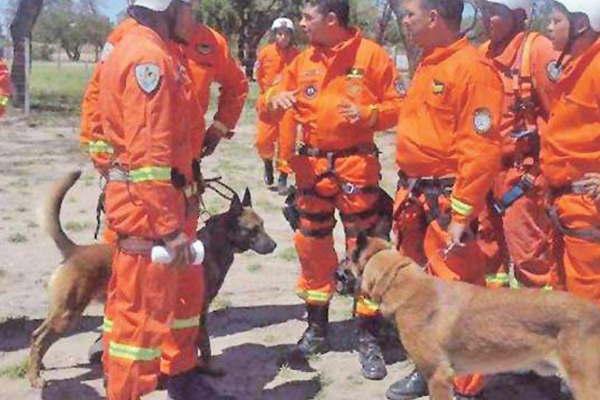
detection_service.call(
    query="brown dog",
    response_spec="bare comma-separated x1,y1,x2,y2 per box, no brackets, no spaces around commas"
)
349,233,600,400
28,171,276,388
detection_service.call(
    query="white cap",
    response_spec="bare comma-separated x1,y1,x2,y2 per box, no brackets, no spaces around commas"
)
555,0,600,32
485,0,532,18
132,0,190,12
271,17,294,31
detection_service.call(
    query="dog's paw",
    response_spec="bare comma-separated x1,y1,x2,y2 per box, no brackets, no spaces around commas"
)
29,375,46,389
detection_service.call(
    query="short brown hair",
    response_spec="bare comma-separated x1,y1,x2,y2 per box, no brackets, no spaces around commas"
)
306,0,350,27
421,0,464,30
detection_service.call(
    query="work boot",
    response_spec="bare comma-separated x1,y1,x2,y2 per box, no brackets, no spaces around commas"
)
386,369,428,400
166,369,234,400
357,316,387,380
294,304,330,356
263,159,274,186
88,334,103,364
277,173,290,196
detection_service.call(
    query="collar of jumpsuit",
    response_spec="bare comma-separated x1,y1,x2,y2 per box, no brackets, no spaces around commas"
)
312,27,362,62
481,31,528,68
557,37,600,83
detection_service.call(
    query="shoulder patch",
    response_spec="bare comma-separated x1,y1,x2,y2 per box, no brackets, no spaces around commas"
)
432,79,445,94
135,63,161,94
473,108,493,135
100,42,114,63
196,43,213,55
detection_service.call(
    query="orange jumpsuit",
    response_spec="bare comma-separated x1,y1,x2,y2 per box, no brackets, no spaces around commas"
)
261,29,401,316
255,43,300,174
0,58,11,118
477,32,561,290
394,37,504,396
541,38,600,306
99,22,200,400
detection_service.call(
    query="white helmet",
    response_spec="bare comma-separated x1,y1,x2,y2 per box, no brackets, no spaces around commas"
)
555,0,600,32
132,0,190,12
271,17,294,31
484,0,532,19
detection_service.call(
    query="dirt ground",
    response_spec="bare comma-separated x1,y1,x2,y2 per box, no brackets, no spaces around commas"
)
0,114,565,400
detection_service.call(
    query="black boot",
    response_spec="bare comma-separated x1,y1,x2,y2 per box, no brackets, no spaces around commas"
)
263,159,274,186
386,369,428,400
357,316,387,380
88,334,103,364
166,369,234,400
277,173,289,196
295,304,330,356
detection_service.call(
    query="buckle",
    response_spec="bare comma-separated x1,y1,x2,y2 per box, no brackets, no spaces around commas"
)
184,183,198,198
341,182,359,195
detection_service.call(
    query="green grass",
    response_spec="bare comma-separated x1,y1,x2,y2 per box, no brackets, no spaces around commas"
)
0,359,28,379
29,61,93,113
7,233,28,243
247,263,262,273
279,247,297,262
64,221,92,232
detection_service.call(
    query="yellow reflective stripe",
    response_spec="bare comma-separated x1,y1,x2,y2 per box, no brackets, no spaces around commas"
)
296,289,331,304
542,285,553,291
485,273,509,286
357,296,379,312
171,315,200,330
0,95,8,107
129,166,171,183
109,341,161,361
103,318,113,333
88,140,114,155
451,196,474,216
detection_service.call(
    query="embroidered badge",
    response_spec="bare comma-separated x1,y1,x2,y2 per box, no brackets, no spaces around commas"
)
432,79,445,95
473,108,493,134
546,60,562,82
135,63,161,94
197,43,213,55
304,85,318,98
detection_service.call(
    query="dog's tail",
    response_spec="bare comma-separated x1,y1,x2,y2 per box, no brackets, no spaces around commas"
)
42,170,82,259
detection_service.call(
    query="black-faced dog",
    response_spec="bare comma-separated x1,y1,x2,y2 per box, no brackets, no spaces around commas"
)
28,171,276,388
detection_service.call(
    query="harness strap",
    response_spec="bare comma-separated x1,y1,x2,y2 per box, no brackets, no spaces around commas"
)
548,206,600,243
117,236,158,255
299,226,335,238
298,209,335,222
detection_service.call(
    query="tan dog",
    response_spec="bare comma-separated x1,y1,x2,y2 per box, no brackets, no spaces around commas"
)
28,171,276,388
349,233,600,400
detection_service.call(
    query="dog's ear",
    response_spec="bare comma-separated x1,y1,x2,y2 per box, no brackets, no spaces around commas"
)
352,231,368,263
229,193,243,216
242,187,252,207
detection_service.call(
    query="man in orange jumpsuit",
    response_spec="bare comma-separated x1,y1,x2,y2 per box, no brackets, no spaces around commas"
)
98,1,231,399
542,0,600,305
387,1,504,399
476,0,561,290
80,8,248,383
255,17,300,195
264,0,402,381
0,57,10,119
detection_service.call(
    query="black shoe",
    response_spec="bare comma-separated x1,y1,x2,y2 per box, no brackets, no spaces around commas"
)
277,173,290,196
294,304,330,357
357,316,387,380
263,159,274,186
88,334,103,364
386,369,428,400
166,369,234,400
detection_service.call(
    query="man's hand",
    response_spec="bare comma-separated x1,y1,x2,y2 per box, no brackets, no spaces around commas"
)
269,90,297,111
446,220,474,252
164,231,192,268
573,173,600,206
201,125,223,157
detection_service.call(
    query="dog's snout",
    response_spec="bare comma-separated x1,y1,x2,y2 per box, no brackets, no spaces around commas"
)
253,234,277,255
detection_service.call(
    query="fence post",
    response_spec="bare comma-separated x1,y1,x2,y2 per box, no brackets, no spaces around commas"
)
24,37,30,116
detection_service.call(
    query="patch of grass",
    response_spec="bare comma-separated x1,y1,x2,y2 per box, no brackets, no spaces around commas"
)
263,333,277,344
30,61,93,113
2,216,12,221
8,178,29,188
82,174,96,187
68,196,78,203
26,221,39,228
279,247,297,262
64,221,92,232
210,295,232,311
0,268,7,279
15,206,28,213
247,263,262,273
277,363,293,379
0,358,28,379
7,233,28,243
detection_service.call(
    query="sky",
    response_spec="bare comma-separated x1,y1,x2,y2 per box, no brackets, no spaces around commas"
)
98,0,128,22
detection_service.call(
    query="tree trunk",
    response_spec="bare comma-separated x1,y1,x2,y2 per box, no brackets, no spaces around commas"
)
9,0,44,108
375,4,392,45
387,0,420,77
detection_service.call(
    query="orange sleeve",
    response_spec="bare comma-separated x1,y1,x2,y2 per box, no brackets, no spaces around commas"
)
256,55,299,122
80,65,101,148
213,37,249,131
531,35,559,115
119,57,186,237
0,60,10,117
370,48,402,131
451,63,504,221
256,47,269,93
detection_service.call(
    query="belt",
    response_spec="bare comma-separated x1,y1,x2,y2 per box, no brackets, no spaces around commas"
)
298,143,378,159
549,183,587,199
108,168,198,198
118,236,158,254
397,171,455,194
